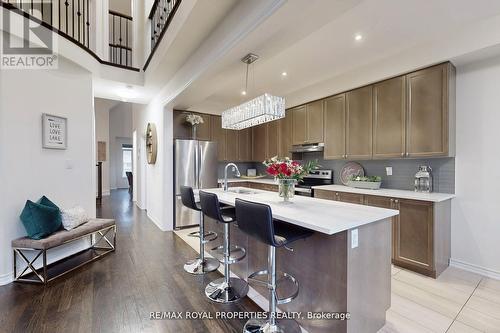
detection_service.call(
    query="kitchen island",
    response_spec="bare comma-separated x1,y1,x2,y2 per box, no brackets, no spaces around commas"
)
199,187,399,333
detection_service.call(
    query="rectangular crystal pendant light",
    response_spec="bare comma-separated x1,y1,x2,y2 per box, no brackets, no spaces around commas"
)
222,93,285,130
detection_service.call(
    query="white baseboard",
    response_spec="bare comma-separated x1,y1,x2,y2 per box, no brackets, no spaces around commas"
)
147,212,168,231
450,258,500,280
0,271,13,286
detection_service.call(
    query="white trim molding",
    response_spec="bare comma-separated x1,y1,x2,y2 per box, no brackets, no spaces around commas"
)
0,271,13,286
450,259,500,280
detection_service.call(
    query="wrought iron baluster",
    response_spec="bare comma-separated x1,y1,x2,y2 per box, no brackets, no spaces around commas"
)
77,0,80,42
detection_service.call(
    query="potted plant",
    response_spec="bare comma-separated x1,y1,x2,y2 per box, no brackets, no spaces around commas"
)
263,157,318,202
347,175,382,190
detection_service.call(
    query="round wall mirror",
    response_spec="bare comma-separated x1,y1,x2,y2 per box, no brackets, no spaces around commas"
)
146,123,157,164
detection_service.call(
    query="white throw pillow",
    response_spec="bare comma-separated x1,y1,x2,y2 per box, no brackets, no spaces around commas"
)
61,206,89,230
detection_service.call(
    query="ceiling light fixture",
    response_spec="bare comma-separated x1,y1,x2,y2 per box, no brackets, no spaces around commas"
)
222,53,285,130
281,71,287,77
354,34,363,41
241,90,247,96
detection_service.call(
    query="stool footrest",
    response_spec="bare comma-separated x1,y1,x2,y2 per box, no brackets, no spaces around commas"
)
248,269,299,305
210,245,246,264
188,230,218,243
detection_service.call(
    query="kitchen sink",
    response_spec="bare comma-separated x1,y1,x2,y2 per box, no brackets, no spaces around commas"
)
227,187,259,195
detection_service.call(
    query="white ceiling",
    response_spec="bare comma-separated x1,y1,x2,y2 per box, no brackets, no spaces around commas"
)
169,0,500,114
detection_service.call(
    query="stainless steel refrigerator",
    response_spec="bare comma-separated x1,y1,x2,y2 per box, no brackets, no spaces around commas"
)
174,139,218,229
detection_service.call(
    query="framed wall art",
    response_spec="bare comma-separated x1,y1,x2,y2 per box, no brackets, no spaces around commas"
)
42,113,67,149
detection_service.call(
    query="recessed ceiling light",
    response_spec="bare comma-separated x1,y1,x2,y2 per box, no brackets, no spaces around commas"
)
281,72,287,77
241,90,247,96
354,34,363,41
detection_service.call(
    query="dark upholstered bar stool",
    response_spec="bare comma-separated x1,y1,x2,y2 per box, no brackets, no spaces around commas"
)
180,186,219,275
199,190,249,303
235,198,313,333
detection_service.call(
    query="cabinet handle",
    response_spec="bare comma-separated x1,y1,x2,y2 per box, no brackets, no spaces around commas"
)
335,193,339,196
395,199,399,203
390,198,394,202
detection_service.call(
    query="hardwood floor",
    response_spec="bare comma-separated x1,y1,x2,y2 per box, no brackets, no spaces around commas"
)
0,189,260,333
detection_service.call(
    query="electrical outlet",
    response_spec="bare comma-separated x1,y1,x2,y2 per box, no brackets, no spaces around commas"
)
386,166,393,176
351,229,358,249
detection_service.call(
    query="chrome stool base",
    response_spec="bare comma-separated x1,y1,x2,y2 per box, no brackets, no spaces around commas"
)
183,257,220,275
205,277,248,303
243,318,301,333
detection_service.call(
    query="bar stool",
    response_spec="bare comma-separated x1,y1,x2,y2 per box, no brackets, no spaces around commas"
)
180,186,219,275
235,198,313,333
199,190,249,303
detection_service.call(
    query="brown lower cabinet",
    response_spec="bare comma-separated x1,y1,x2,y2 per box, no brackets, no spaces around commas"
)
314,189,451,278
225,181,278,192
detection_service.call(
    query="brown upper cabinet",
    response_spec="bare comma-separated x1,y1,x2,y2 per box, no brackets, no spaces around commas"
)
277,113,293,158
291,101,324,145
373,76,406,158
346,86,373,159
225,129,239,162
324,94,346,159
252,124,267,162
252,120,280,162
210,115,226,161
238,128,253,162
406,63,455,157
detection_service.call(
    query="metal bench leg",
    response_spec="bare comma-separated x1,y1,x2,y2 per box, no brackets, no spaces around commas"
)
14,249,45,283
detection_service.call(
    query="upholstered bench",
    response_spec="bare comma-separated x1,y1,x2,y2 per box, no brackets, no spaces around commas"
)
12,218,116,284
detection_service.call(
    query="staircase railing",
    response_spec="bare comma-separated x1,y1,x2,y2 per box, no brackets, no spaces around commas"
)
1,0,138,71
109,10,133,67
143,0,181,70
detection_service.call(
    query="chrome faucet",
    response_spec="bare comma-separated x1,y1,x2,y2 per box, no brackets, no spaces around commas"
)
223,163,240,191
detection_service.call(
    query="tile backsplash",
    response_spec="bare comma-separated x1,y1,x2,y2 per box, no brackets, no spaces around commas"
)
249,153,455,193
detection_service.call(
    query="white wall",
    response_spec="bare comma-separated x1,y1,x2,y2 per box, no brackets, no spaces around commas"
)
95,100,111,196
132,99,173,231
0,58,96,285
109,103,133,189
451,57,500,279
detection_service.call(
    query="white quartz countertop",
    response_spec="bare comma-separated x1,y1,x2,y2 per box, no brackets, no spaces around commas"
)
312,185,455,203
200,187,398,235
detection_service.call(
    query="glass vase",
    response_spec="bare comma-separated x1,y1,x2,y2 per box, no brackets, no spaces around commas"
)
278,179,295,202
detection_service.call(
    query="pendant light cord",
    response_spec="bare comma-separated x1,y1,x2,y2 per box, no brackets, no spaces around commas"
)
245,62,249,93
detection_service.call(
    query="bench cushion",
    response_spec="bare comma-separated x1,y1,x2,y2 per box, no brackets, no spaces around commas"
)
12,218,115,250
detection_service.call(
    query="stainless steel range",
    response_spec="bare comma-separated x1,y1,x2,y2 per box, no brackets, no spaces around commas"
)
295,169,334,197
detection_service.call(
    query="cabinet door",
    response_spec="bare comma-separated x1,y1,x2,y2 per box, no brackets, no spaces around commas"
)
324,94,346,159
196,115,211,141
406,63,449,157
373,77,406,158
278,113,292,158
225,130,239,162
314,189,336,200
306,100,324,143
346,86,373,159
365,195,396,260
336,192,364,204
364,195,393,208
252,124,267,162
238,128,252,162
291,106,307,145
267,121,279,158
393,199,434,274
210,115,226,161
